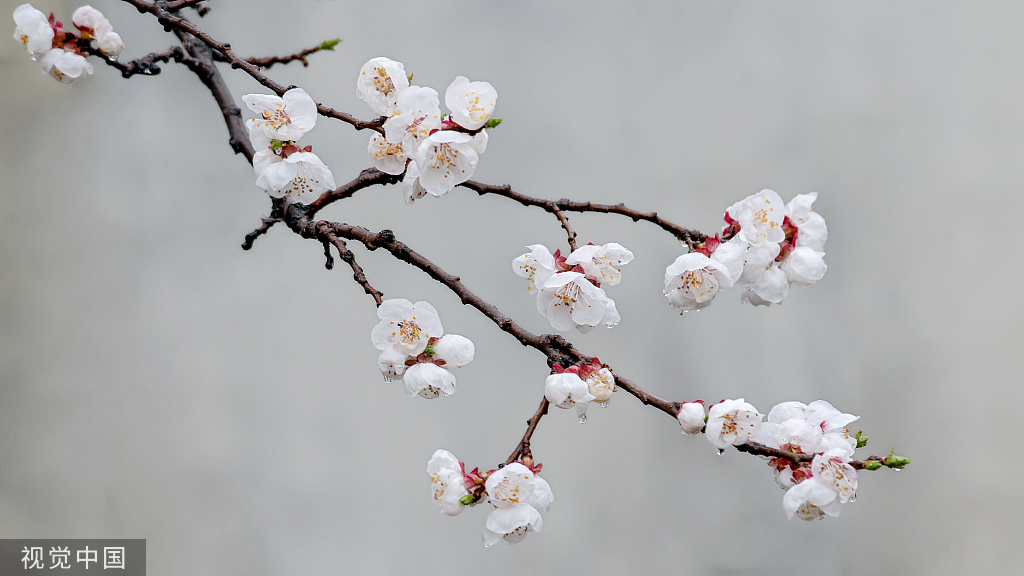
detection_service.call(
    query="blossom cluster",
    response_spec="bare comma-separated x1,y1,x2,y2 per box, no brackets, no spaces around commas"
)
355,57,495,203
427,450,553,547
676,398,863,520
544,358,615,423
513,242,633,332
664,189,827,311
243,87,336,200
12,4,123,84
370,299,474,398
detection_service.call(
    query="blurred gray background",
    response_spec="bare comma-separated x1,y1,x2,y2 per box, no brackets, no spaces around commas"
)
2,0,1022,574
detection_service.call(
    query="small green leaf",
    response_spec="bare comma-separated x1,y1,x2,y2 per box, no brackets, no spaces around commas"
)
270,139,284,154
484,118,503,128
423,345,434,356
881,448,910,469
320,38,341,51
864,460,882,471
854,430,869,449
459,494,474,505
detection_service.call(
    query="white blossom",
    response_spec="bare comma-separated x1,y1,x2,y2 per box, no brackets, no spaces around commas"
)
432,334,475,368
384,86,441,156
782,476,841,520
40,48,92,83
811,450,858,503
786,192,827,251
401,161,428,204
564,242,633,286
426,449,469,516
367,133,406,175
445,75,497,130
377,348,408,382
585,367,614,403
664,252,734,312
356,57,409,117
779,247,826,287
404,362,456,399
727,189,786,250
71,6,104,30
676,401,706,435
536,271,619,332
482,463,552,547
705,398,763,449
253,149,336,200
758,400,859,458
370,299,443,357
96,30,122,57
544,372,595,418
13,4,53,58
512,244,556,295
243,88,317,149
413,130,478,197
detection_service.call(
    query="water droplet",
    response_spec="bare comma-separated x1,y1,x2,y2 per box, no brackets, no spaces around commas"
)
893,468,901,472
716,449,724,456
849,493,857,503
578,414,587,424
816,515,824,521
109,55,119,62
382,375,393,383
600,402,609,408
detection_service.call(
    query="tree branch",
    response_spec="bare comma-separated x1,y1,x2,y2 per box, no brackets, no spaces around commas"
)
81,43,193,78
505,397,549,465
216,39,341,70
314,221,383,306
306,168,404,216
460,180,707,250
549,202,577,251
164,0,207,14
122,0,386,133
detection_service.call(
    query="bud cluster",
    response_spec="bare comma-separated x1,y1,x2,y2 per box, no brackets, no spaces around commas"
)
427,450,553,547
12,4,124,84
370,299,475,399
356,57,497,203
513,242,633,332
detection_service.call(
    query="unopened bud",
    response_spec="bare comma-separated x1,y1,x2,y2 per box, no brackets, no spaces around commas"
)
458,494,474,505
484,118,503,128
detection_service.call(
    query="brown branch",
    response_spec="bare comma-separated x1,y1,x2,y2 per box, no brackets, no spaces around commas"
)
164,0,207,14
315,221,383,306
241,217,279,250
81,43,192,78
306,167,404,216
460,180,707,250
122,0,385,133
549,202,577,251
216,40,340,70
505,397,549,465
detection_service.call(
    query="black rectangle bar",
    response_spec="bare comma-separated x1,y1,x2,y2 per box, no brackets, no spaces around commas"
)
0,540,145,576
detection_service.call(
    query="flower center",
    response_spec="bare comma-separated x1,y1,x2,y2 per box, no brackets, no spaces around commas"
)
373,66,396,96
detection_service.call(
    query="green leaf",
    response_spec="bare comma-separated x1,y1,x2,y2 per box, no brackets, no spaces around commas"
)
484,118,503,128
458,494,474,505
881,448,910,469
864,460,882,470
854,430,869,449
320,38,341,51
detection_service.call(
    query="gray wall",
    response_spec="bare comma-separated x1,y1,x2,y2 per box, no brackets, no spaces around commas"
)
2,0,1021,573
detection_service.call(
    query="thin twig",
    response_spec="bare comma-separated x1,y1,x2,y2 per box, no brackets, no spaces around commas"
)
122,0,386,133
505,397,549,465
315,222,383,306
215,40,340,70
549,202,577,251
241,217,279,250
461,180,707,250
164,0,206,12
306,168,404,216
